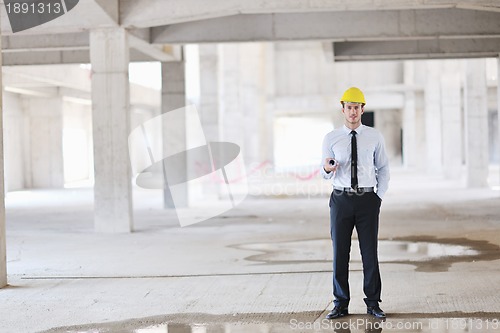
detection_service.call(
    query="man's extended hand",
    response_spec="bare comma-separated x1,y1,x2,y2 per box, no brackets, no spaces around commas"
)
324,158,338,173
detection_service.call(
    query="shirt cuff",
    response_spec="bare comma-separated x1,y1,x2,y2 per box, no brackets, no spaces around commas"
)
321,166,333,179
376,190,386,200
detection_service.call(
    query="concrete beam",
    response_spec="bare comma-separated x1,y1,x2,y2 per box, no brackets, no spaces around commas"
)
91,0,119,25
128,34,182,62
2,49,166,65
4,86,59,98
321,41,335,63
1,0,499,35
152,9,500,44
2,32,89,52
121,0,500,28
1,30,181,65
333,38,500,61
2,50,90,66
2,65,91,91
60,83,161,109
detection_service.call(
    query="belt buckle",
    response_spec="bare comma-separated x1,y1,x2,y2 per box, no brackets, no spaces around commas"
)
355,186,364,194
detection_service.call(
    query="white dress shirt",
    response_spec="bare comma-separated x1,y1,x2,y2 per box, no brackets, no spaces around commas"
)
321,124,390,199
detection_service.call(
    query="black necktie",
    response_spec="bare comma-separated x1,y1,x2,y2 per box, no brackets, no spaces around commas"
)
351,131,358,190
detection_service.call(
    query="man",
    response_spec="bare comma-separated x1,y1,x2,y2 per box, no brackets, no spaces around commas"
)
321,87,390,319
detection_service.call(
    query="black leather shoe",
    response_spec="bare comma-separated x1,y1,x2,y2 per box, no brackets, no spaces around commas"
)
326,306,348,319
367,306,386,318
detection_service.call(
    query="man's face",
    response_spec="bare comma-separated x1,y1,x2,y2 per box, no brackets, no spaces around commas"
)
342,102,364,125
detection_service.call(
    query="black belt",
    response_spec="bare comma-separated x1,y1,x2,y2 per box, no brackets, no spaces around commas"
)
333,186,374,193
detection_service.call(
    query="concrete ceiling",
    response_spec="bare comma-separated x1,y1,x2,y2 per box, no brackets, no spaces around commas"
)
1,0,500,64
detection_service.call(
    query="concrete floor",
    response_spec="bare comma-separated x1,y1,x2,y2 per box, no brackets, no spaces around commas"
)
1,168,500,332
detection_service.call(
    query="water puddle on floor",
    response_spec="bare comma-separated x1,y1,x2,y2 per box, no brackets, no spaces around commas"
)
44,315,500,333
134,319,500,332
233,236,500,272
38,237,500,333
140,318,500,333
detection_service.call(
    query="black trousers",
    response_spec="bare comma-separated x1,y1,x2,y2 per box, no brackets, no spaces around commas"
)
329,189,382,307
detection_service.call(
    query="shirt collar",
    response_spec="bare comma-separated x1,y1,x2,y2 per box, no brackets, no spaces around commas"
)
343,124,364,135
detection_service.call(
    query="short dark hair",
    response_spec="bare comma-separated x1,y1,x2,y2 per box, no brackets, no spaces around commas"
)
341,102,365,108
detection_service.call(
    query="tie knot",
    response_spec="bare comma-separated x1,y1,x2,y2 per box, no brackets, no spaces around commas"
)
350,130,357,136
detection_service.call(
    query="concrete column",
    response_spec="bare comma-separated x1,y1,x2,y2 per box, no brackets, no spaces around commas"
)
4,92,26,191
199,44,220,142
498,55,500,177
414,97,427,172
219,43,267,165
0,32,7,288
24,96,64,188
219,44,243,149
424,61,443,175
90,28,133,233
464,59,489,187
441,61,462,179
263,43,275,165
239,43,266,165
402,61,417,169
197,45,224,200
161,60,187,208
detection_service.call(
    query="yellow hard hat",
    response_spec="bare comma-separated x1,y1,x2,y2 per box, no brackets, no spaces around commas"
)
340,87,366,105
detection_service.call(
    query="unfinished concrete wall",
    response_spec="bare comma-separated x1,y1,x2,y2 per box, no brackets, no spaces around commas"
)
272,42,404,168
62,101,93,185
402,60,464,174
273,42,338,124
4,94,66,190
23,96,64,188
4,94,89,190
376,109,402,164
218,43,268,165
275,42,337,97
3,92,25,191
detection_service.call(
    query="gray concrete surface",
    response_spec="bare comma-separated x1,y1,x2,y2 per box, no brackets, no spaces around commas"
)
1,168,500,332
